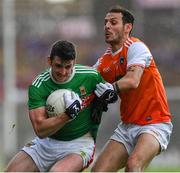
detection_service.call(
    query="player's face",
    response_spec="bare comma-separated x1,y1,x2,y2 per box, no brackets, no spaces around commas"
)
104,12,125,45
49,56,74,82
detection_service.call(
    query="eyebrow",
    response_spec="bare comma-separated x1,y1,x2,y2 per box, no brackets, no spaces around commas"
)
105,17,118,20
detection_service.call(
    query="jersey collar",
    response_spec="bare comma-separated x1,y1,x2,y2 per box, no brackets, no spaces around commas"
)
49,67,75,84
112,47,123,56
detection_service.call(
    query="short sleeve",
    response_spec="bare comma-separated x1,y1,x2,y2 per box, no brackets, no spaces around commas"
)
127,42,152,69
28,85,46,110
97,71,105,83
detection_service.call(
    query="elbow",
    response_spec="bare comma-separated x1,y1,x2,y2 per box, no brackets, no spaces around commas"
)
35,132,47,139
37,133,46,139
34,128,47,139
35,131,46,139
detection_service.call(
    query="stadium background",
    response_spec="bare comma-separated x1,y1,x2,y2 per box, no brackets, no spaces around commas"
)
0,0,180,171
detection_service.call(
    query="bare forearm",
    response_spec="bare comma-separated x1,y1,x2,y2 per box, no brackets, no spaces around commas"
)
115,66,143,92
32,113,70,138
116,77,138,92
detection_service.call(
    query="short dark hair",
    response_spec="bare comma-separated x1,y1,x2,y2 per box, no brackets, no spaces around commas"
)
50,40,76,61
108,5,134,26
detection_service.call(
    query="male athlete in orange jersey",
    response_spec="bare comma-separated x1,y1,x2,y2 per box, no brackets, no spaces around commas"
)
91,5,173,172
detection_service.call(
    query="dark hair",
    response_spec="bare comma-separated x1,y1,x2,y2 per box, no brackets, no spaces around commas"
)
108,5,134,26
50,40,76,61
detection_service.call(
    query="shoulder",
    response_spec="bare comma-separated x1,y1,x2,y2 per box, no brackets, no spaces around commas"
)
93,47,112,69
75,64,99,75
28,69,50,100
123,37,143,48
126,38,153,67
126,37,152,56
125,37,150,50
31,68,51,88
74,64,102,80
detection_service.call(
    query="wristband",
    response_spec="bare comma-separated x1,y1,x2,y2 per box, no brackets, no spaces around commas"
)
65,109,77,119
113,82,120,93
64,100,81,119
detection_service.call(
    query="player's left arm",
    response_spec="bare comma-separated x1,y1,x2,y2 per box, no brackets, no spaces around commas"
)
114,41,151,92
94,41,151,102
114,65,144,92
94,65,144,104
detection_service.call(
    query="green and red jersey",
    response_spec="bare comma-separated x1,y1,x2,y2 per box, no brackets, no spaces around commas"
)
28,64,104,141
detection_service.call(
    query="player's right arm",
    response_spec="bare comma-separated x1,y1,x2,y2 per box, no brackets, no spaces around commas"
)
29,107,70,139
28,86,81,139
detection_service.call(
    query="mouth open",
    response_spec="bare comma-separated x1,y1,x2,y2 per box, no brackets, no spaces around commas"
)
105,31,112,37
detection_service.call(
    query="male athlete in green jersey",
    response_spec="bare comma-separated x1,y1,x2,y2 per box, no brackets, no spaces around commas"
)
5,40,105,172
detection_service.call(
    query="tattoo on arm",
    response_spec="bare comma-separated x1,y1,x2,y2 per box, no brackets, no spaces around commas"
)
127,66,136,72
127,66,144,80
127,66,144,72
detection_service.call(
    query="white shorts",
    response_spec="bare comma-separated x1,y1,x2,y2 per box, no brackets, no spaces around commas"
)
110,122,173,155
22,133,95,172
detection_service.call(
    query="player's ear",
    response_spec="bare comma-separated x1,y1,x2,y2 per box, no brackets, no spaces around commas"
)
124,23,133,34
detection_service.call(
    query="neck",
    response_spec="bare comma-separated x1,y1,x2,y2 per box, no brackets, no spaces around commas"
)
49,67,75,84
111,35,130,53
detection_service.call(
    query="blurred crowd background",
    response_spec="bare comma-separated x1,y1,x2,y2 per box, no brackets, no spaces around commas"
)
0,0,180,170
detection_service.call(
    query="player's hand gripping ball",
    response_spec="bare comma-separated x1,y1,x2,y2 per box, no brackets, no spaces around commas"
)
46,89,72,117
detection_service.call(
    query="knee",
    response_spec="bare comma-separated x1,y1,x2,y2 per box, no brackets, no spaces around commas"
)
125,156,144,172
